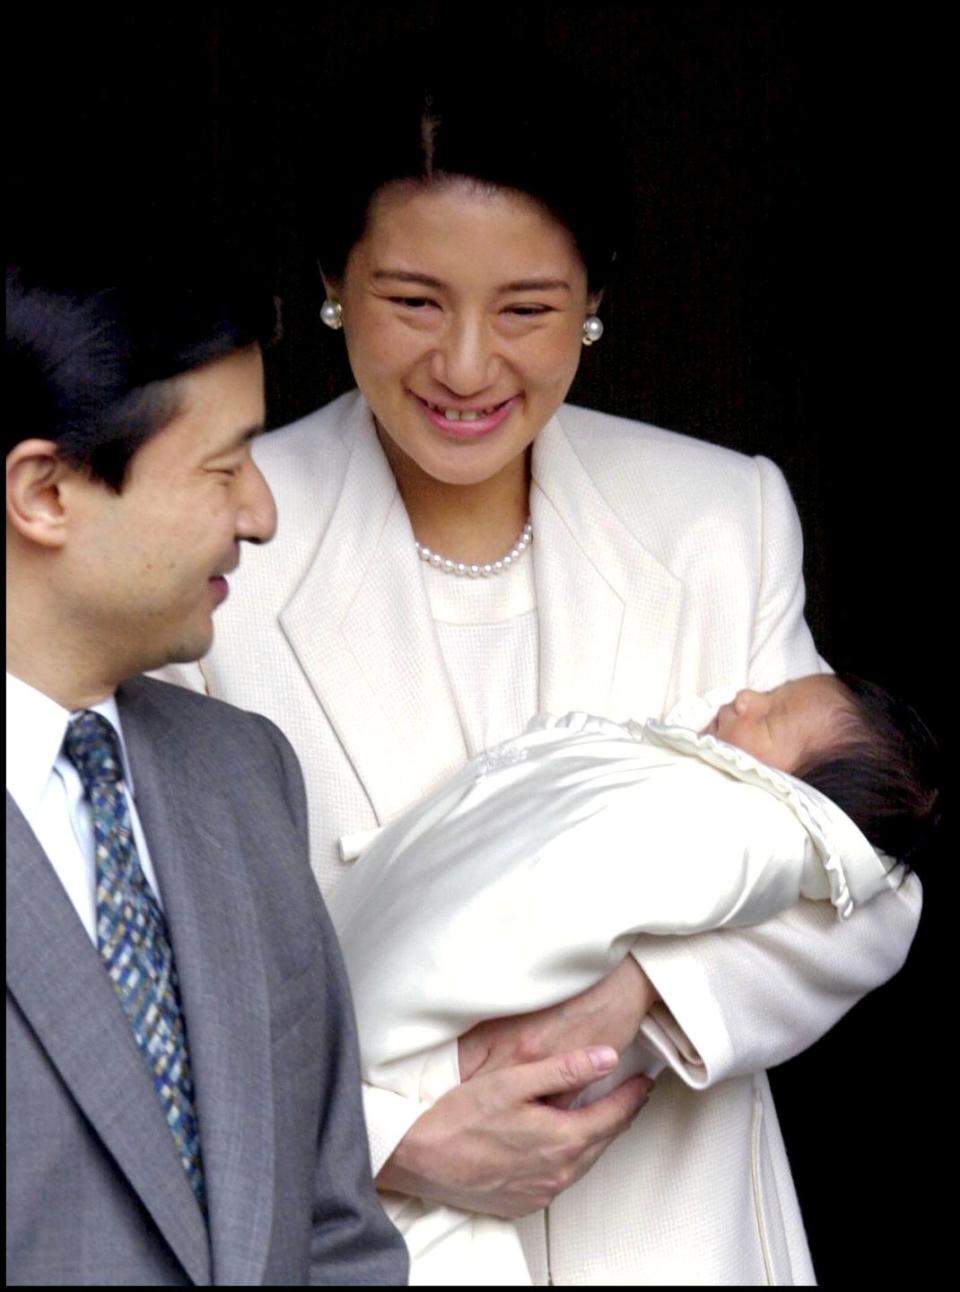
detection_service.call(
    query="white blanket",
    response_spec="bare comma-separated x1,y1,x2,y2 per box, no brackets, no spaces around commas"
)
329,712,901,1284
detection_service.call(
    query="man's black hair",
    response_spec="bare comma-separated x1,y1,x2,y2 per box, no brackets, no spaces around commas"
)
7,245,276,491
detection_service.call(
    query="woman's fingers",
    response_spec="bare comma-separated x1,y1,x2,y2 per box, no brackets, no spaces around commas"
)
559,1072,654,1140
377,1053,653,1218
493,1044,621,1103
458,956,660,1081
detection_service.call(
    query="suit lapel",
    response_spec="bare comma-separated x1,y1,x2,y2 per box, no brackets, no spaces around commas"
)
5,793,212,1286
279,411,468,824
118,681,276,1286
533,415,683,723
274,402,682,831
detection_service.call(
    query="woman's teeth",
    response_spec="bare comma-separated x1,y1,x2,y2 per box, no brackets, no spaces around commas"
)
426,399,502,421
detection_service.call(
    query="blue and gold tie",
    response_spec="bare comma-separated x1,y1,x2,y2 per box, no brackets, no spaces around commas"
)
63,710,206,1211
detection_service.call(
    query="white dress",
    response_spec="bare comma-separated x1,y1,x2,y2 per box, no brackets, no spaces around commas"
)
329,711,903,1285
158,392,921,1283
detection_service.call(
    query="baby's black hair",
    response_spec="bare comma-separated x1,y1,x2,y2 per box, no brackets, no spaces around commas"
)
795,675,942,864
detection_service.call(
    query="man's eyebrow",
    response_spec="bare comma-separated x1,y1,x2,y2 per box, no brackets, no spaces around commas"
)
233,424,265,447
205,425,264,462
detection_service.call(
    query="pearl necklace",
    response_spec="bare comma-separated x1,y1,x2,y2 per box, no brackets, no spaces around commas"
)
415,520,533,578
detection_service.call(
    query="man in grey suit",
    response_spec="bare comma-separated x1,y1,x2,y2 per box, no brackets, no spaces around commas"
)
5,255,409,1285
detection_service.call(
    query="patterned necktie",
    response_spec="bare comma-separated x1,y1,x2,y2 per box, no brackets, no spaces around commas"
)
63,710,206,1211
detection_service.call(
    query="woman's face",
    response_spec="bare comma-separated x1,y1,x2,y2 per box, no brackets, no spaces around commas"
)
329,180,599,490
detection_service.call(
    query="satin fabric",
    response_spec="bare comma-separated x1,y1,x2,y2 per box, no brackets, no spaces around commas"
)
329,712,901,1283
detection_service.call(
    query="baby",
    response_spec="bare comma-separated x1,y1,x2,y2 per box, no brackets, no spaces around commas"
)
701,672,939,863
329,672,940,1286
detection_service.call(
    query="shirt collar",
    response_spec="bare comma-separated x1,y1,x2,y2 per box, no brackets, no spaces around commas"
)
5,672,136,814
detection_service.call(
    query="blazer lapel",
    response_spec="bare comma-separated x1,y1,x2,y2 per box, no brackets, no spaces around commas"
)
118,683,275,1286
279,409,468,824
533,415,683,723
5,794,212,1286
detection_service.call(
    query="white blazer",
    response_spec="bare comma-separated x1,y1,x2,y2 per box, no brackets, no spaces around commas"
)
163,391,921,1285
329,714,906,1284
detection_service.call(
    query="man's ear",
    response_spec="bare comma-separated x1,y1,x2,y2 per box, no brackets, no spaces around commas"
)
6,439,76,548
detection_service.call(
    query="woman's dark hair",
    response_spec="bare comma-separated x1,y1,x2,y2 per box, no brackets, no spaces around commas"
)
795,674,943,864
312,44,628,294
6,246,276,491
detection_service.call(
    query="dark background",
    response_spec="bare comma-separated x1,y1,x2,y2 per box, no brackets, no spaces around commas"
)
9,3,947,1281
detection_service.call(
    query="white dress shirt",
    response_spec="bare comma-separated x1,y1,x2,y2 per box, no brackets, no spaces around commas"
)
6,672,163,942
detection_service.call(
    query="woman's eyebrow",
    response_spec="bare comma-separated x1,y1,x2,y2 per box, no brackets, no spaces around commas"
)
371,269,572,294
371,269,445,289
499,278,571,293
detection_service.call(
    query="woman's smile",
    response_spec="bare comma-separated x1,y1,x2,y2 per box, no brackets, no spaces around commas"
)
413,392,519,438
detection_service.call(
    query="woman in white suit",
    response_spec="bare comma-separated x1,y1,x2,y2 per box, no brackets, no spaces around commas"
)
164,72,920,1283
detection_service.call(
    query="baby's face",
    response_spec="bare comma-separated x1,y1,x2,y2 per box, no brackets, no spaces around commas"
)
702,675,850,774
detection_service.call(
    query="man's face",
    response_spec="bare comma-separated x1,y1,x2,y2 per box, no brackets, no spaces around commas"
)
64,343,275,680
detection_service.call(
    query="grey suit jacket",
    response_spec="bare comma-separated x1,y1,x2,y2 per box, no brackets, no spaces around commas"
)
6,675,408,1286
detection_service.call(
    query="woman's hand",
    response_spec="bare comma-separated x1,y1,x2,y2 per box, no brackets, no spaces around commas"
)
459,955,659,1104
376,1045,652,1218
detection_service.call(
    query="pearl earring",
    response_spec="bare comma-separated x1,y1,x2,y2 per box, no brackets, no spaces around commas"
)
321,298,343,330
582,315,604,346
